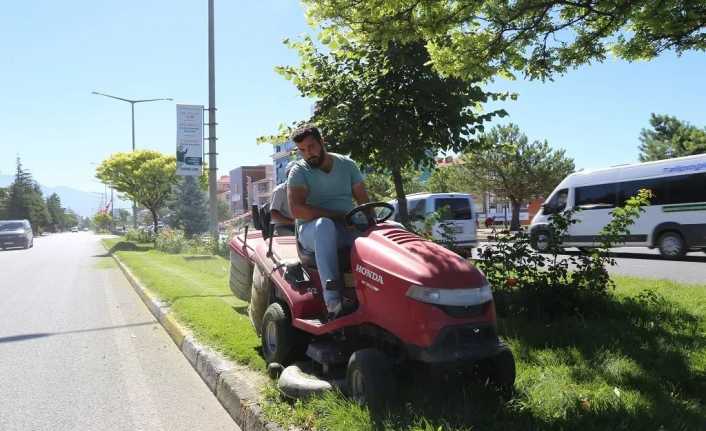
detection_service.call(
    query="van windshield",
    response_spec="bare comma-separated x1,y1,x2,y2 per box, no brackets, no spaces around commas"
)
434,198,471,220
0,222,25,231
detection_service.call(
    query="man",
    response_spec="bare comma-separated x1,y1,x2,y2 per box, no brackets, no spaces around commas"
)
287,124,369,318
269,161,296,236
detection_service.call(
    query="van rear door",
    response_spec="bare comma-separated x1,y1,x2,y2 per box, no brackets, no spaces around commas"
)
432,196,476,246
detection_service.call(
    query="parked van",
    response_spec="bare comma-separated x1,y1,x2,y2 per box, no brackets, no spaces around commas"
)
0,219,34,250
389,193,477,255
529,154,706,257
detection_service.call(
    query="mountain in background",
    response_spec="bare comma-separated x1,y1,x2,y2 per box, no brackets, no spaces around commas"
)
0,175,130,217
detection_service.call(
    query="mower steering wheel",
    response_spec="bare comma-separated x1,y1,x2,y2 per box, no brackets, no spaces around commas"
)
345,202,395,230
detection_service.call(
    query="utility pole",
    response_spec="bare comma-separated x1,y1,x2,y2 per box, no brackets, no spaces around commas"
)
207,0,219,244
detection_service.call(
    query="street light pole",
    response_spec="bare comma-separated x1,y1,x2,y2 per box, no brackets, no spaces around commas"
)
92,91,172,226
207,0,219,244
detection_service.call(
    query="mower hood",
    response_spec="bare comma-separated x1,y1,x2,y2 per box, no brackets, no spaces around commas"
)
355,225,487,291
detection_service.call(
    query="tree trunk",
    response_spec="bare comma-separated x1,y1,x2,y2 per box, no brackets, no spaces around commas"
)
391,167,408,226
150,207,159,235
510,199,521,232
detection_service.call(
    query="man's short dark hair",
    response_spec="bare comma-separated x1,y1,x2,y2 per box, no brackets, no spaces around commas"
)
290,124,322,144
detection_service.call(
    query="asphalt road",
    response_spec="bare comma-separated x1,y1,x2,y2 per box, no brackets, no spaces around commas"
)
476,242,706,285
0,232,239,431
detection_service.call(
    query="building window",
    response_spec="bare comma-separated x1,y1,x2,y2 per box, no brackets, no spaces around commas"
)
257,182,269,193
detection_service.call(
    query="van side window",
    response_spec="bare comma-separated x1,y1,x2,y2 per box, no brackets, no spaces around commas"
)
617,172,706,206
575,183,617,209
434,198,471,220
408,199,426,221
664,172,706,204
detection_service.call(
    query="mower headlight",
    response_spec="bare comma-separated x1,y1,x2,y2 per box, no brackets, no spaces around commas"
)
406,283,493,306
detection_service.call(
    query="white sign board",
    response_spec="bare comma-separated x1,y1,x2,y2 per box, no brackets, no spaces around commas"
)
176,104,204,176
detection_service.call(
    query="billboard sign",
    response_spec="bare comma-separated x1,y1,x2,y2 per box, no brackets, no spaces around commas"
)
176,104,204,176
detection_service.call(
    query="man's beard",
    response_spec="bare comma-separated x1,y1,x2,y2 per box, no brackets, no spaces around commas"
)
305,146,326,168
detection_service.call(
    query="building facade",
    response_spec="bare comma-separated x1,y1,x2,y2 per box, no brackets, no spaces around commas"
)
229,165,269,216
272,140,299,185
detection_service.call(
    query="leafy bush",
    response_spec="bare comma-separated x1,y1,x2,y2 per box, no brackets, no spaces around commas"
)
125,228,154,243
476,190,652,319
155,228,187,254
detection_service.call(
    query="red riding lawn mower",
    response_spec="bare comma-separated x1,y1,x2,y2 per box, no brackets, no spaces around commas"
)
229,202,515,408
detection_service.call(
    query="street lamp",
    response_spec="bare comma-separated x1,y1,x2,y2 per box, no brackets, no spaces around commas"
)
91,91,173,151
92,91,173,226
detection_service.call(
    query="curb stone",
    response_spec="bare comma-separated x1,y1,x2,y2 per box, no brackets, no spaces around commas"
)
109,250,278,431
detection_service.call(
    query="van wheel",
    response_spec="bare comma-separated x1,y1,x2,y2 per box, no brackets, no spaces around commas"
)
658,232,685,258
531,230,551,252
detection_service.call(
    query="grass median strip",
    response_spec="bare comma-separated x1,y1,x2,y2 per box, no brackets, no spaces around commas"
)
104,238,705,430
103,238,265,370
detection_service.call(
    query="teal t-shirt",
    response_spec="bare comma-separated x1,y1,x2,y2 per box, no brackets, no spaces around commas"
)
287,153,364,220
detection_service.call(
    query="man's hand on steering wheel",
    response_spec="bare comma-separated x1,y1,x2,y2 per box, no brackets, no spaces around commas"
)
345,202,395,231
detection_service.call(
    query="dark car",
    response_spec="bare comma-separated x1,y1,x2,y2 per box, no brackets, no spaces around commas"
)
0,219,34,250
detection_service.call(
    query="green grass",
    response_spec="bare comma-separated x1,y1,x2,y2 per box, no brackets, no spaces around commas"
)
102,238,265,370
103,238,705,430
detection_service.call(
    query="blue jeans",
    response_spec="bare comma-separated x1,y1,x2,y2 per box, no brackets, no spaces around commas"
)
298,218,357,312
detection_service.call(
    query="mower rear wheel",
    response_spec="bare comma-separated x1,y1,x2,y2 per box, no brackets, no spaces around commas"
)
261,303,306,365
346,348,397,410
478,349,516,396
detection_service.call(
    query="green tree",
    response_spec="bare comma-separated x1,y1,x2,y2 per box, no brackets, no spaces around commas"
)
264,39,507,224
0,187,8,219
426,163,472,194
117,209,130,227
96,150,178,234
215,199,231,223
638,113,706,161
304,0,706,81
93,212,112,232
46,193,65,232
461,124,575,230
7,158,50,232
171,176,209,237
64,210,79,229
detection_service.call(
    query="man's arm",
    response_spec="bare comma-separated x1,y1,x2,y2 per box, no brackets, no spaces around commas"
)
270,209,294,225
352,181,370,206
288,186,346,222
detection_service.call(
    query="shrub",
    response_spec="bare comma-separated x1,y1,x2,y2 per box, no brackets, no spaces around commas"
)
476,189,651,319
125,228,154,243
155,228,187,254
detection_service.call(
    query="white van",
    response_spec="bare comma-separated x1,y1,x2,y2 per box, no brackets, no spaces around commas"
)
389,193,477,255
529,154,706,257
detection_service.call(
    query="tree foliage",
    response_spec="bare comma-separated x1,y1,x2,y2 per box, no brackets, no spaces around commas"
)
93,212,112,232
96,150,178,234
171,176,209,237
263,38,508,223
6,158,50,232
461,124,575,230
304,0,706,80
638,113,706,161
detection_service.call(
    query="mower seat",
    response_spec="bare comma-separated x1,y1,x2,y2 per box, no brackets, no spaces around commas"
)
296,241,351,273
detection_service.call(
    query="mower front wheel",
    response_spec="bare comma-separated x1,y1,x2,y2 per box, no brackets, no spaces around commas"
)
478,349,516,396
346,348,397,410
261,303,306,366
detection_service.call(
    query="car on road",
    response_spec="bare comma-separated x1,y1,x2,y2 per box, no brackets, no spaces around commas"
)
530,153,706,257
389,192,478,256
71,226,79,232
0,219,34,250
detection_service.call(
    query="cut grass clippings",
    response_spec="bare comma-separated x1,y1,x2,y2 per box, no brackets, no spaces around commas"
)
102,238,264,370
104,238,706,431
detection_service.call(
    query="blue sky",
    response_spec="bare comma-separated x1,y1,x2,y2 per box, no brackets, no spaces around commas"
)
1,1,705,193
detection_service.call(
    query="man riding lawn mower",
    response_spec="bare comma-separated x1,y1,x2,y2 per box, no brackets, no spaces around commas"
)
228,126,515,407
